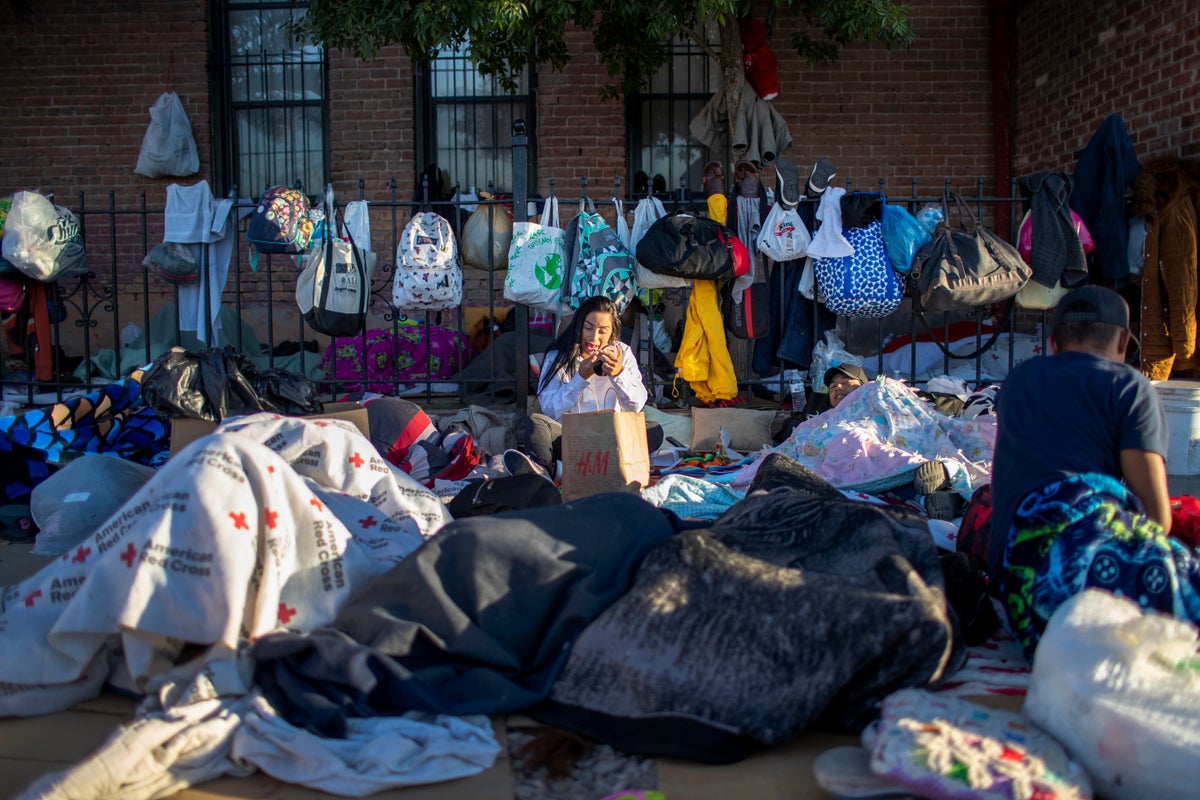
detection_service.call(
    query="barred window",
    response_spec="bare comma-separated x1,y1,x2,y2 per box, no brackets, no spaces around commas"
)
214,0,328,198
424,41,535,196
627,30,720,198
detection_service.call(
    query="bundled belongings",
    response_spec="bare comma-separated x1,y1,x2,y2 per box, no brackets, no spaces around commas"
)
140,345,323,423
1,191,88,282
250,493,681,735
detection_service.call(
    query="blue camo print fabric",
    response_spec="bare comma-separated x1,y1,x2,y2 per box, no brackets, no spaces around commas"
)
1003,471,1200,657
814,220,903,318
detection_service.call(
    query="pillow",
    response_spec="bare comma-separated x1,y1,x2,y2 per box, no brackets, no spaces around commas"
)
690,407,775,452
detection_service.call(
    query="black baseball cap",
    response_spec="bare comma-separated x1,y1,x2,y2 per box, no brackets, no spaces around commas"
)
1053,285,1130,331
823,363,868,387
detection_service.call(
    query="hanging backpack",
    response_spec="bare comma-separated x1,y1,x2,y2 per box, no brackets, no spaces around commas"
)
296,185,375,337
247,186,315,256
635,211,736,281
392,211,463,310
561,200,637,313
812,192,904,319
721,278,768,340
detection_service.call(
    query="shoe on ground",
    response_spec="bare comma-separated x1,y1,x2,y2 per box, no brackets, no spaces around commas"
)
503,448,551,482
807,157,838,195
913,460,951,495
774,159,801,209
924,490,966,521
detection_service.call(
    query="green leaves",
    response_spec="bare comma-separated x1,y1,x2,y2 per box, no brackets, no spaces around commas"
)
290,0,914,96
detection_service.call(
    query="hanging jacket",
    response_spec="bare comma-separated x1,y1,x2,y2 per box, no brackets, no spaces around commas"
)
675,279,738,404
1018,171,1088,288
1069,114,1140,285
1131,161,1200,380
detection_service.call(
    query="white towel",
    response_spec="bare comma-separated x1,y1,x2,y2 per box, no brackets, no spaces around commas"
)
804,186,854,259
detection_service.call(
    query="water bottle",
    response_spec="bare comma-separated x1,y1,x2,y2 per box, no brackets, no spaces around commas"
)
784,369,806,414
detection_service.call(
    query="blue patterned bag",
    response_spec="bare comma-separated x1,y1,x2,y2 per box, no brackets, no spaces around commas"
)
813,195,903,318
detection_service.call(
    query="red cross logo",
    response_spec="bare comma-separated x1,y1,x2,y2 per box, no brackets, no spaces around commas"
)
348,452,364,468
313,421,329,427
265,509,278,530
120,543,138,568
360,515,378,529
23,589,42,607
267,465,275,474
72,546,91,564
277,603,297,624
229,511,249,531
309,497,324,513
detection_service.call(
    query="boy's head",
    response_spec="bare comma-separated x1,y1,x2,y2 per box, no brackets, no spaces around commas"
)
824,363,868,408
1051,285,1133,360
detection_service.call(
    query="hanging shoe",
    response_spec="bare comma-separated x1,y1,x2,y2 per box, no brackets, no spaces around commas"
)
702,160,726,197
735,159,761,198
774,158,801,209
807,157,838,195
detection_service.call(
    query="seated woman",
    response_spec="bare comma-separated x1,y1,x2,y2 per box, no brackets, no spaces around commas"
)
504,295,662,478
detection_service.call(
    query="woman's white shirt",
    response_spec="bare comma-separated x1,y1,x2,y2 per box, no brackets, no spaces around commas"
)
537,341,648,421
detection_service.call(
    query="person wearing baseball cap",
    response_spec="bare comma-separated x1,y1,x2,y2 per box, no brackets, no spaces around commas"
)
991,284,1186,658
823,363,868,409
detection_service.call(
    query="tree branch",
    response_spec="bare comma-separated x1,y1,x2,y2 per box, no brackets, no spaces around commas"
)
681,25,722,62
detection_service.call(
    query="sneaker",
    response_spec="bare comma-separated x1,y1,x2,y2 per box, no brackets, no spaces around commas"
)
913,460,951,495
503,449,552,482
924,490,967,521
775,158,801,209
807,157,838,195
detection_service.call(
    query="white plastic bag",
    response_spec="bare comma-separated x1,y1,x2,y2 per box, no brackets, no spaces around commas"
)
504,196,566,310
1025,589,1200,800
630,196,688,289
342,200,372,253
756,202,811,262
1,191,88,282
808,330,864,395
134,92,200,178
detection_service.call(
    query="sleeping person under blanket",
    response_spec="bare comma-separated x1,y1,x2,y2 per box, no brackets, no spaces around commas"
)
737,374,995,520
504,296,663,480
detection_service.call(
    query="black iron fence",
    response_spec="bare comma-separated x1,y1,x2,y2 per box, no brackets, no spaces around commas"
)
1,126,1066,414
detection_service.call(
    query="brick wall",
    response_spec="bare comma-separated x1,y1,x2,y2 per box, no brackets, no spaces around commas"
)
1013,0,1200,173
10,1,1193,359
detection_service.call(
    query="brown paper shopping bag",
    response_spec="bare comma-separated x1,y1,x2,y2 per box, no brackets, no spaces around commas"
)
559,409,651,502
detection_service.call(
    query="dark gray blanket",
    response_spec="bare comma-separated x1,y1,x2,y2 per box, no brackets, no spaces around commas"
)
533,488,964,762
250,492,681,737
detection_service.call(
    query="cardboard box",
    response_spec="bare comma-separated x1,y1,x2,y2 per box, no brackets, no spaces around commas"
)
169,402,370,456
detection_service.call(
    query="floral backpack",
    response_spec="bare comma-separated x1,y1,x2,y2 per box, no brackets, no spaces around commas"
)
392,211,463,310
246,186,314,256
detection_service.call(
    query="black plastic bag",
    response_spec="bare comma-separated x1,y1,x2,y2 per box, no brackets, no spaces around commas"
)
141,346,322,421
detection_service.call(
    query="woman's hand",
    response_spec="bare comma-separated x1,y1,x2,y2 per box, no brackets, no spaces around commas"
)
596,345,622,378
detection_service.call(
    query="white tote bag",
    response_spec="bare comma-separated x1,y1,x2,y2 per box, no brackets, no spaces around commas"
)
504,196,566,310
630,196,688,289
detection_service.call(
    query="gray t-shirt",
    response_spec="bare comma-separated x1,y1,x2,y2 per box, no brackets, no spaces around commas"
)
990,350,1167,578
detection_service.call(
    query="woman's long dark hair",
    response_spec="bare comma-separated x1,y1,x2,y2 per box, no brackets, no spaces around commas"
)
538,295,622,394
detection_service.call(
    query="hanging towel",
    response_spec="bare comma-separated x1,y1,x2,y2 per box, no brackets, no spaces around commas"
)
805,187,853,259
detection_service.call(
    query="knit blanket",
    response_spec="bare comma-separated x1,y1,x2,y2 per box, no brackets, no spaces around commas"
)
533,489,964,763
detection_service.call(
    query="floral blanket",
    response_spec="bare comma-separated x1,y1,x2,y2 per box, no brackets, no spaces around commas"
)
740,376,995,497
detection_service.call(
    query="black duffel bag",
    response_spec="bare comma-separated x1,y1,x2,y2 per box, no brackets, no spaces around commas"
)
635,212,734,281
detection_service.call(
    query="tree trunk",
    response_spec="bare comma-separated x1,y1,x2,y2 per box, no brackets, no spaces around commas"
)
718,20,752,388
